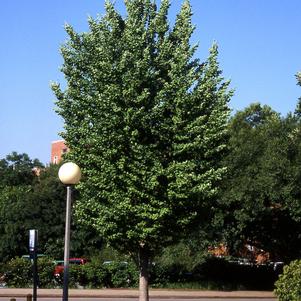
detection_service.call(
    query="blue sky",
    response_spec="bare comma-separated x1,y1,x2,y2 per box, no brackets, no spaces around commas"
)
1,0,300,164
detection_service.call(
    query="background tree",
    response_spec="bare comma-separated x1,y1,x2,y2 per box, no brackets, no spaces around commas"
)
218,103,301,262
0,152,43,260
0,152,103,262
0,160,64,261
0,155,101,261
0,151,43,187
53,1,232,299
36,164,103,259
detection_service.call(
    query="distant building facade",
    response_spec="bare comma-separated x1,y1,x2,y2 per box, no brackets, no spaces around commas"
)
51,140,69,164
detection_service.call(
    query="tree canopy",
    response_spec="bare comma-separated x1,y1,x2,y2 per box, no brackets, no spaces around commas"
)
218,102,301,262
0,152,43,187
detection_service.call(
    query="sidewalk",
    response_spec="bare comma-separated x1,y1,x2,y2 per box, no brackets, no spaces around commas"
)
0,288,276,299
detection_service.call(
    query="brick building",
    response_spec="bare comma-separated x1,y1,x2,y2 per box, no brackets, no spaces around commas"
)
51,140,68,164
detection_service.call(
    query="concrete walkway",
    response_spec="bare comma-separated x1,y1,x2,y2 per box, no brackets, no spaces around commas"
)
0,288,276,299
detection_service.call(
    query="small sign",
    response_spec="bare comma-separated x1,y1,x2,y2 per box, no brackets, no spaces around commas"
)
29,229,38,253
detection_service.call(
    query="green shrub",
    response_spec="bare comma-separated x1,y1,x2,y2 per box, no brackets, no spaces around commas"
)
106,261,138,288
3,256,56,288
82,260,109,288
67,259,138,288
5,257,32,287
274,260,301,301
68,264,83,288
149,263,170,287
53,263,89,288
37,257,56,288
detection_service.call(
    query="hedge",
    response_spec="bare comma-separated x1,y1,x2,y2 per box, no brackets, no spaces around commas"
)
274,260,301,301
0,256,283,290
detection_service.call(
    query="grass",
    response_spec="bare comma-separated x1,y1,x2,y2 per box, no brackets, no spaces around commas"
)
151,281,248,291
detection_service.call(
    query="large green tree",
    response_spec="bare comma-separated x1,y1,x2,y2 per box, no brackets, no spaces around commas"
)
53,1,231,299
218,103,301,262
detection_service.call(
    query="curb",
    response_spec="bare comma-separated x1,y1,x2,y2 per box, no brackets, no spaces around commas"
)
0,289,276,299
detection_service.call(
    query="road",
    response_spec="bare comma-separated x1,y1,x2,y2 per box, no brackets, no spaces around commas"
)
0,297,277,301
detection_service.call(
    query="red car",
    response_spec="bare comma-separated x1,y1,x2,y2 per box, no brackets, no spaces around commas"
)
54,258,88,276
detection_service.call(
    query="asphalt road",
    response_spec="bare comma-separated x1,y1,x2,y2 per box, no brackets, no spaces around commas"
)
0,297,277,301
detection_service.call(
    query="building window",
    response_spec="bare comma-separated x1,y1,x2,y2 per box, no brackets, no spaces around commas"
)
53,156,58,164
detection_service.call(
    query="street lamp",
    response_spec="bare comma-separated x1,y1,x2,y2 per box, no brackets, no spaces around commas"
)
58,162,81,301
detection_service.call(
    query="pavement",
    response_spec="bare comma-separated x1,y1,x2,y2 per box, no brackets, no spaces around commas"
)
0,288,276,299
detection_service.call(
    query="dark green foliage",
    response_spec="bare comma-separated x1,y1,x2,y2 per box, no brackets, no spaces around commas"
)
0,255,281,290
150,240,209,287
2,256,55,288
4,257,32,288
106,261,139,287
218,103,301,261
155,240,208,271
28,164,66,257
79,260,109,288
149,263,171,287
150,256,279,290
0,152,103,262
0,152,43,187
37,257,56,288
54,258,138,288
2,256,139,288
195,257,278,290
274,260,301,301
0,163,66,261
53,0,231,267
0,185,32,259
67,264,84,288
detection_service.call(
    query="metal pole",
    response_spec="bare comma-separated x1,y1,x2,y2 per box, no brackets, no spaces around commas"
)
32,250,37,301
62,186,72,301
29,229,38,301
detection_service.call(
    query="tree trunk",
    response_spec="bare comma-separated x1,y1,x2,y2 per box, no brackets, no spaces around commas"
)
138,246,149,301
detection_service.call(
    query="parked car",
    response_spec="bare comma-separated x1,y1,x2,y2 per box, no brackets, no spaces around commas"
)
54,258,88,276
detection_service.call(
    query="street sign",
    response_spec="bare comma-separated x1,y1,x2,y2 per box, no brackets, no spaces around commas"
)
29,229,38,255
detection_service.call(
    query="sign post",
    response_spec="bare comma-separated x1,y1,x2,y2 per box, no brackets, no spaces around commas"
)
29,229,38,301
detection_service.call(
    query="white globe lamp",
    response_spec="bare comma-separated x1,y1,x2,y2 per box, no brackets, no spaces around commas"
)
58,162,81,185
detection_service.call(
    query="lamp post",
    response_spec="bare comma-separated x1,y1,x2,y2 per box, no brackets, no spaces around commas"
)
58,162,81,301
